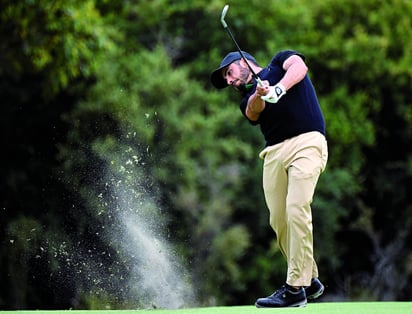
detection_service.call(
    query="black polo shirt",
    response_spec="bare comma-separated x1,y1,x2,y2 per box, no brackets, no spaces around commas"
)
240,50,325,147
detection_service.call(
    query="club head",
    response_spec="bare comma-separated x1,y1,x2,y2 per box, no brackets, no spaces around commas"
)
220,4,229,28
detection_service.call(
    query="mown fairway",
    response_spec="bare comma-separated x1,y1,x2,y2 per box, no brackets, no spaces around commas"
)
2,302,411,314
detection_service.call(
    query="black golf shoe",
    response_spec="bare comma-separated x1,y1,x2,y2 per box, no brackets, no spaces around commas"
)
305,278,324,300
255,284,307,308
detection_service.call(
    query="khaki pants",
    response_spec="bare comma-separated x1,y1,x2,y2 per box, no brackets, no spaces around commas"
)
259,131,328,287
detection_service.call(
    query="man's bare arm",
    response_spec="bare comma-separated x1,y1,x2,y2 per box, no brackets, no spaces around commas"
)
279,55,308,91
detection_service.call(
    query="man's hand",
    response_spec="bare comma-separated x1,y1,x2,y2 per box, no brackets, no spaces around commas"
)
247,80,286,121
261,83,286,103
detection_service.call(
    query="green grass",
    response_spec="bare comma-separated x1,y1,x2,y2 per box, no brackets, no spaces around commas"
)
2,302,411,314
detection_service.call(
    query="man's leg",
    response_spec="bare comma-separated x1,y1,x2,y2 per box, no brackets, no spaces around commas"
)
285,163,319,287
260,145,288,260
284,132,328,287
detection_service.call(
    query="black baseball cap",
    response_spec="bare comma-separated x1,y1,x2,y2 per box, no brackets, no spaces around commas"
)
210,51,257,89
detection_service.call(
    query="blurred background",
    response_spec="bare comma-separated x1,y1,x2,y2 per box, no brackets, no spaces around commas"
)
1,0,411,310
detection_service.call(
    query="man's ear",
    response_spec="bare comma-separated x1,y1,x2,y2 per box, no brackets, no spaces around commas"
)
239,58,248,68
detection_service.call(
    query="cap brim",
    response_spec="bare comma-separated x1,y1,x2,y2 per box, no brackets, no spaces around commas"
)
210,65,229,89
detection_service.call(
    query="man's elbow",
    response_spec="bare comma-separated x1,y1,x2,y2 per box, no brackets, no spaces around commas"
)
294,56,308,77
286,55,308,75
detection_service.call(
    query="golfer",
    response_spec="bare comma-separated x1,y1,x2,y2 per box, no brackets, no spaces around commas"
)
210,50,328,308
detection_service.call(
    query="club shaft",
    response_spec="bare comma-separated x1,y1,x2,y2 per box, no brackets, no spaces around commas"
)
225,28,257,77
221,5,263,86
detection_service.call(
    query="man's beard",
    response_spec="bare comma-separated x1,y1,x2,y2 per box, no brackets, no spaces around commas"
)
235,67,253,94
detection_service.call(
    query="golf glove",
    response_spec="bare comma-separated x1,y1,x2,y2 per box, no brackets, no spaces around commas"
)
261,82,286,103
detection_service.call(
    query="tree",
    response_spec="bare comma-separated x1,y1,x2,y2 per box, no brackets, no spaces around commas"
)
307,0,412,299
0,0,114,308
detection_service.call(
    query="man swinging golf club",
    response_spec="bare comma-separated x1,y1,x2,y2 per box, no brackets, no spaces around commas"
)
210,5,328,308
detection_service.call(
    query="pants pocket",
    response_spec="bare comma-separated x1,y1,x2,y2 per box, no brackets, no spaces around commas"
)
320,136,328,172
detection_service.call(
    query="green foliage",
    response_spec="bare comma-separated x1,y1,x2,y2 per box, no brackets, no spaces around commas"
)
205,225,251,304
0,0,115,98
313,168,360,270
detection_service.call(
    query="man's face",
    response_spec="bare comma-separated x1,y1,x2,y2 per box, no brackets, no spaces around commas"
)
222,60,251,91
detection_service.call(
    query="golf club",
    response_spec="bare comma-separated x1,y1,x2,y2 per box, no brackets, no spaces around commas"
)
220,4,263,87
220,5,282,103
